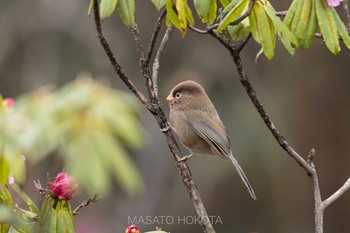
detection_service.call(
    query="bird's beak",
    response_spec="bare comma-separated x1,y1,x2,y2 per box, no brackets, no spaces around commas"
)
166,95,174,102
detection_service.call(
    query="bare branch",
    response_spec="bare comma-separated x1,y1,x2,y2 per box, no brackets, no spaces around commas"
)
73,194,102,216
323,177,350,208
152,25,174,98
145,9,167,66
342,0,350,33
231,54,314,174
188,24,208,34
92,0,154,113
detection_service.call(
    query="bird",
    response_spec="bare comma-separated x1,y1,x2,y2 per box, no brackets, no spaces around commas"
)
167,80,256,200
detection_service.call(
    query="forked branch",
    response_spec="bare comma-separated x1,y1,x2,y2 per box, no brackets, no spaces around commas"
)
92,1,216,232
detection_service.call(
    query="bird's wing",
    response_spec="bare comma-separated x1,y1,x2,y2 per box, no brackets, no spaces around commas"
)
182,111,231,159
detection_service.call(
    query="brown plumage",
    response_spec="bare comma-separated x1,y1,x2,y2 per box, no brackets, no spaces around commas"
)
167,80,256,200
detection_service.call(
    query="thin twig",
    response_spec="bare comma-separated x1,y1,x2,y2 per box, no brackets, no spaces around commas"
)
72,194,102,216
323,177,350,208
342,0,350,33
236,33,252,54
92,1,154,113
145,9,167,66
152,25,174,98
131,23,156,102
275,11,288,17
188,24,208,34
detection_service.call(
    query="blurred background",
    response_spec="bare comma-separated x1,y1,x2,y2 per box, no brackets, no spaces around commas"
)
1,0,350,232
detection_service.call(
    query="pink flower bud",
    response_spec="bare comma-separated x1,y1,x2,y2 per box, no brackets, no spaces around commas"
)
125,225,140,233
49,172,78,200
2,98,14,108
327,0,343,7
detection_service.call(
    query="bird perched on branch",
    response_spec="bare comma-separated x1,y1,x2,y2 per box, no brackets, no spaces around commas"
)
167,80,256,200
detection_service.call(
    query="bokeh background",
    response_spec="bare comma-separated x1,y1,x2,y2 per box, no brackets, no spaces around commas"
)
1,0,350,232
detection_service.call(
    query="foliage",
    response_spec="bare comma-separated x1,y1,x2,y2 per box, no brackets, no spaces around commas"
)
0,74,144,195
91,0,350,59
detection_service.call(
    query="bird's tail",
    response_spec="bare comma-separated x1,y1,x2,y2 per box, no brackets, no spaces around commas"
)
228,153,257,200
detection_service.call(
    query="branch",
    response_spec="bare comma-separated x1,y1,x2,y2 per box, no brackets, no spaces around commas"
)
72,194,102,216
207,28,350,233
92,2,154,113
92,1,216,232
152,25,174,98
131,23,157,103
275,11,288,17
342,0,350,33
145,9,167,66
323,177,350,208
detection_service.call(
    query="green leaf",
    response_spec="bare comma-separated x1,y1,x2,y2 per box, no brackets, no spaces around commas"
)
0,184,13,205
217,0,249,33
151,0,166,11
222,0,241,15
264,2,298,46
87,0,94,15
176,0,188,35
315,0,340,54
290,0,304,33
57,202,74,233
249,3,260,43
38,200,57,233
219,0,232,7
9,183,39,214
300,0,317,49
294,0,312,40
185,3,195,25
284,0,301,28
194,0,217,25
331,8,350,49
117,0,135,27
99,0,118,19
166,0,181,28
228,24,250,40
0,157,10,184
256,2,274,59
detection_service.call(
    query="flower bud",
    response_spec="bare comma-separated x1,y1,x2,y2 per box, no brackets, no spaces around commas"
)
126,225,140,233
49,172,78,200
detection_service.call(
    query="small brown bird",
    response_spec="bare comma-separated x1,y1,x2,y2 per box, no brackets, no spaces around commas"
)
167,80,256,200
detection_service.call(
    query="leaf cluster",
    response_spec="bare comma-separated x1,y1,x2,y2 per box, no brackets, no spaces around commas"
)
0,76,144,195
93,0,350,59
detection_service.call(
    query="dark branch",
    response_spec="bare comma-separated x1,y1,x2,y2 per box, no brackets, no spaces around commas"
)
145,9,167,66
92,1,154,113
131,23,157,102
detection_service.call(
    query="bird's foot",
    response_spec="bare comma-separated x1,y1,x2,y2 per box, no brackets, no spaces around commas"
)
160,121,175,132
177,153,193,162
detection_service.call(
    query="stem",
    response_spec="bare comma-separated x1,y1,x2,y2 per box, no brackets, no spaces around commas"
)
152,25,174,98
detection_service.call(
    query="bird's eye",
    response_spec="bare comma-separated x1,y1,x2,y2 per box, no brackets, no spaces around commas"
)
174,92,181,98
